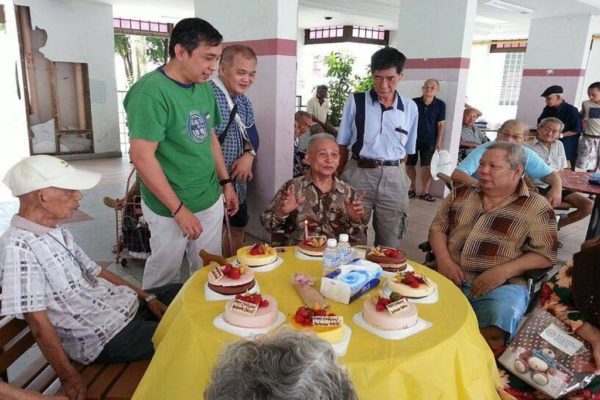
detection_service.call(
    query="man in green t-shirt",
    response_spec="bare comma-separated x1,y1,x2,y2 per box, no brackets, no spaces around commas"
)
125,18,238,289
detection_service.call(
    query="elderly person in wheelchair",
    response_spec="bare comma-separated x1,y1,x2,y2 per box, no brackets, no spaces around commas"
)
429,142,557,350
261,133,366,245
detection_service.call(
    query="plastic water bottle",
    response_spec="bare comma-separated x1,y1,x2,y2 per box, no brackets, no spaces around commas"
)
322,238,339,275
337,234,352,265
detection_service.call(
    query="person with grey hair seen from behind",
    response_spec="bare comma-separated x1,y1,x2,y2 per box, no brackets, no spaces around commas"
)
263,133,366,244
204,328,358,400
451,119,564,207
431,142,557,350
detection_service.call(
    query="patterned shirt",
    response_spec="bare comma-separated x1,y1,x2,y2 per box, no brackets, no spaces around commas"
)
261,174,366,244
0,215,138,364
210,79,258,204
430,182,557,286
540,261,584,332
460,125,489,156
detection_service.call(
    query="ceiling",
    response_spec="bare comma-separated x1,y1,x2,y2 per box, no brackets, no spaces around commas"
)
106,0,600,40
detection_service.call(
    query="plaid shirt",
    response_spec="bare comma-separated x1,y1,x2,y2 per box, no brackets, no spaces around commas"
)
0,215,138,364
261,174,366,244
430,182,557,286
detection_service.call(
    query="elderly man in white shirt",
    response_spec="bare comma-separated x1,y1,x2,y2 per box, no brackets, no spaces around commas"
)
0,156,181,400
526,117,592,230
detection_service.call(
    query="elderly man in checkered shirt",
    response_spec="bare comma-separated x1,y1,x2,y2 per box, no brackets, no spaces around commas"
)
429,142,557,350
0,156,181,400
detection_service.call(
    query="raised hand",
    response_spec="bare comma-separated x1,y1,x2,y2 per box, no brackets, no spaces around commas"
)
345,191,366,223
277,184,305,217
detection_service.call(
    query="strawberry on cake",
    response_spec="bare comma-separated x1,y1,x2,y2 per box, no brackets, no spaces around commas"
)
366,246,408,272
362,292,418,330
290,305,344,344
237,244,277,267
223,293,279,329
386,271,435,298
207,263,256,295
298,235,327,257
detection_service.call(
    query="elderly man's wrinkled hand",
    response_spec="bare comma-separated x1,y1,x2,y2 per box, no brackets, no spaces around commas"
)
148,299,168,320
174,208,203,240
471,267,508,297
436,259,465,286
546,187,562,208
278,185,305,216
230,153,254,182
344,193,365,223
63,373,86,400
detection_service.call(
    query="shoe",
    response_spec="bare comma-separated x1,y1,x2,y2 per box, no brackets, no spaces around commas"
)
408,190,416,199
419,193,436,202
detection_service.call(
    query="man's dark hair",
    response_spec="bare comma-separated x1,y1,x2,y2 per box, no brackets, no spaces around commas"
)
589,81,600,91
317,85,328,91
168,18,223,58
370,47,406,74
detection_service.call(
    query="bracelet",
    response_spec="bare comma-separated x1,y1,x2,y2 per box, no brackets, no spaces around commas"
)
172,201,183,217
144,294,157,303
219,178,233,186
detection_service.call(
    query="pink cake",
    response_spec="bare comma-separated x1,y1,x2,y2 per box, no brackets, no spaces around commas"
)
224,294,278,329
362,293,418,330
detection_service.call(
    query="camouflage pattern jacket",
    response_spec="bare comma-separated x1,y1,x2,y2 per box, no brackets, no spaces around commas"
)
261,174,366,245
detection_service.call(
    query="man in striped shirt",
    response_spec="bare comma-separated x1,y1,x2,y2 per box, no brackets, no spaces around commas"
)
430,142,557,349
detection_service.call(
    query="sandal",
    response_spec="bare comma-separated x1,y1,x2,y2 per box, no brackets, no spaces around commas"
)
419,193,436,202
408,190,416,199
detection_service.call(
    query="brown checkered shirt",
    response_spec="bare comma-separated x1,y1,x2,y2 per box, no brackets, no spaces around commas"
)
430,181,557,286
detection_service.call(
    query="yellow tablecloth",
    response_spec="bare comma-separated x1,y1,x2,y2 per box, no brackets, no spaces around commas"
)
133,248,500,399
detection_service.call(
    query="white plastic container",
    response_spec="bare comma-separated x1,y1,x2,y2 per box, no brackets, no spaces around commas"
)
322,238,339,274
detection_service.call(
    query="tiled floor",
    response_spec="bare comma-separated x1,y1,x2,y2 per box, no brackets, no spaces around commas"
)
56,157,590,286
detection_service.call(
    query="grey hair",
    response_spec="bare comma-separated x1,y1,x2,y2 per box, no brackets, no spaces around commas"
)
204,328,358,400
307,133,337,153
423,78,440,88
295,110,312,121
538,117,564,132
486,142,526,170
498,119,527,136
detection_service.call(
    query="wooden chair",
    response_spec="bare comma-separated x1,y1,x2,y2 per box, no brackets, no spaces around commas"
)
0,311,149,399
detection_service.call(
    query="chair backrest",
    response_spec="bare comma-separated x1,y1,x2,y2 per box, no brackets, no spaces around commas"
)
0,314,35,375
437,173,453,191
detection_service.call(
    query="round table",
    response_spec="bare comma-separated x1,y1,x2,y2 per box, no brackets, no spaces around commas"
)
132,247,500,399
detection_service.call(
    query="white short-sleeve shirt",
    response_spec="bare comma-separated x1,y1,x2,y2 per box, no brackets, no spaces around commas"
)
0,215,138,364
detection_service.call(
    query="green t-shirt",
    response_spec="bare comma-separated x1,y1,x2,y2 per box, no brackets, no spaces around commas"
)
124,69,222,217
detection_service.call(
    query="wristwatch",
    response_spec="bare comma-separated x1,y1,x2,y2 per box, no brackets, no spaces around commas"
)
243,148,256,157
144,294,157,303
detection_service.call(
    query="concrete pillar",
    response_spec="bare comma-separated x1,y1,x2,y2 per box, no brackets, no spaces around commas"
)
195,0,297,240
397,0,477,197
517,15,595,127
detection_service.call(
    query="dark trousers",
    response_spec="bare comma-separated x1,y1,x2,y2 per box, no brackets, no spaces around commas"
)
94,283,182,363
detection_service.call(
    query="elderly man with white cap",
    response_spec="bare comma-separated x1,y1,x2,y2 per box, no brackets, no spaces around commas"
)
0,156,181,400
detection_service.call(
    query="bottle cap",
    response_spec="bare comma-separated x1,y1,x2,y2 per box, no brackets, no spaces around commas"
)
326,238,337,247
339,233,349,242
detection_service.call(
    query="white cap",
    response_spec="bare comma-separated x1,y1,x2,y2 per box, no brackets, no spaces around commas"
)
326,238,337,247
3,155,101,197
339,233,349,243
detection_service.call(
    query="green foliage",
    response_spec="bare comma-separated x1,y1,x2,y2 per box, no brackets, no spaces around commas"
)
114,34,134,87
324,52,355,126
145,36,169,66
324,52,372,126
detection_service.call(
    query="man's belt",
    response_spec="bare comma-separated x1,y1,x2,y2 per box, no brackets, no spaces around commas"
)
353,155,400,168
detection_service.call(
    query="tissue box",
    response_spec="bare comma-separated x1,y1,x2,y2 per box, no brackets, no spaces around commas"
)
320,260,382,304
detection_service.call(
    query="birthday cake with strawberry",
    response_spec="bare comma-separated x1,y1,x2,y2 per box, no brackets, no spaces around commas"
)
207,263,256,295
366,246,408,272
290,305,345,344
362,291,418,330
386,271,435,298
237,244,278,267
298,235,327,257
223,293,279,329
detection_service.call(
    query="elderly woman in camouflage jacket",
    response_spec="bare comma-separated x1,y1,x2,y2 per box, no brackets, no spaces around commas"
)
261,133,367,244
